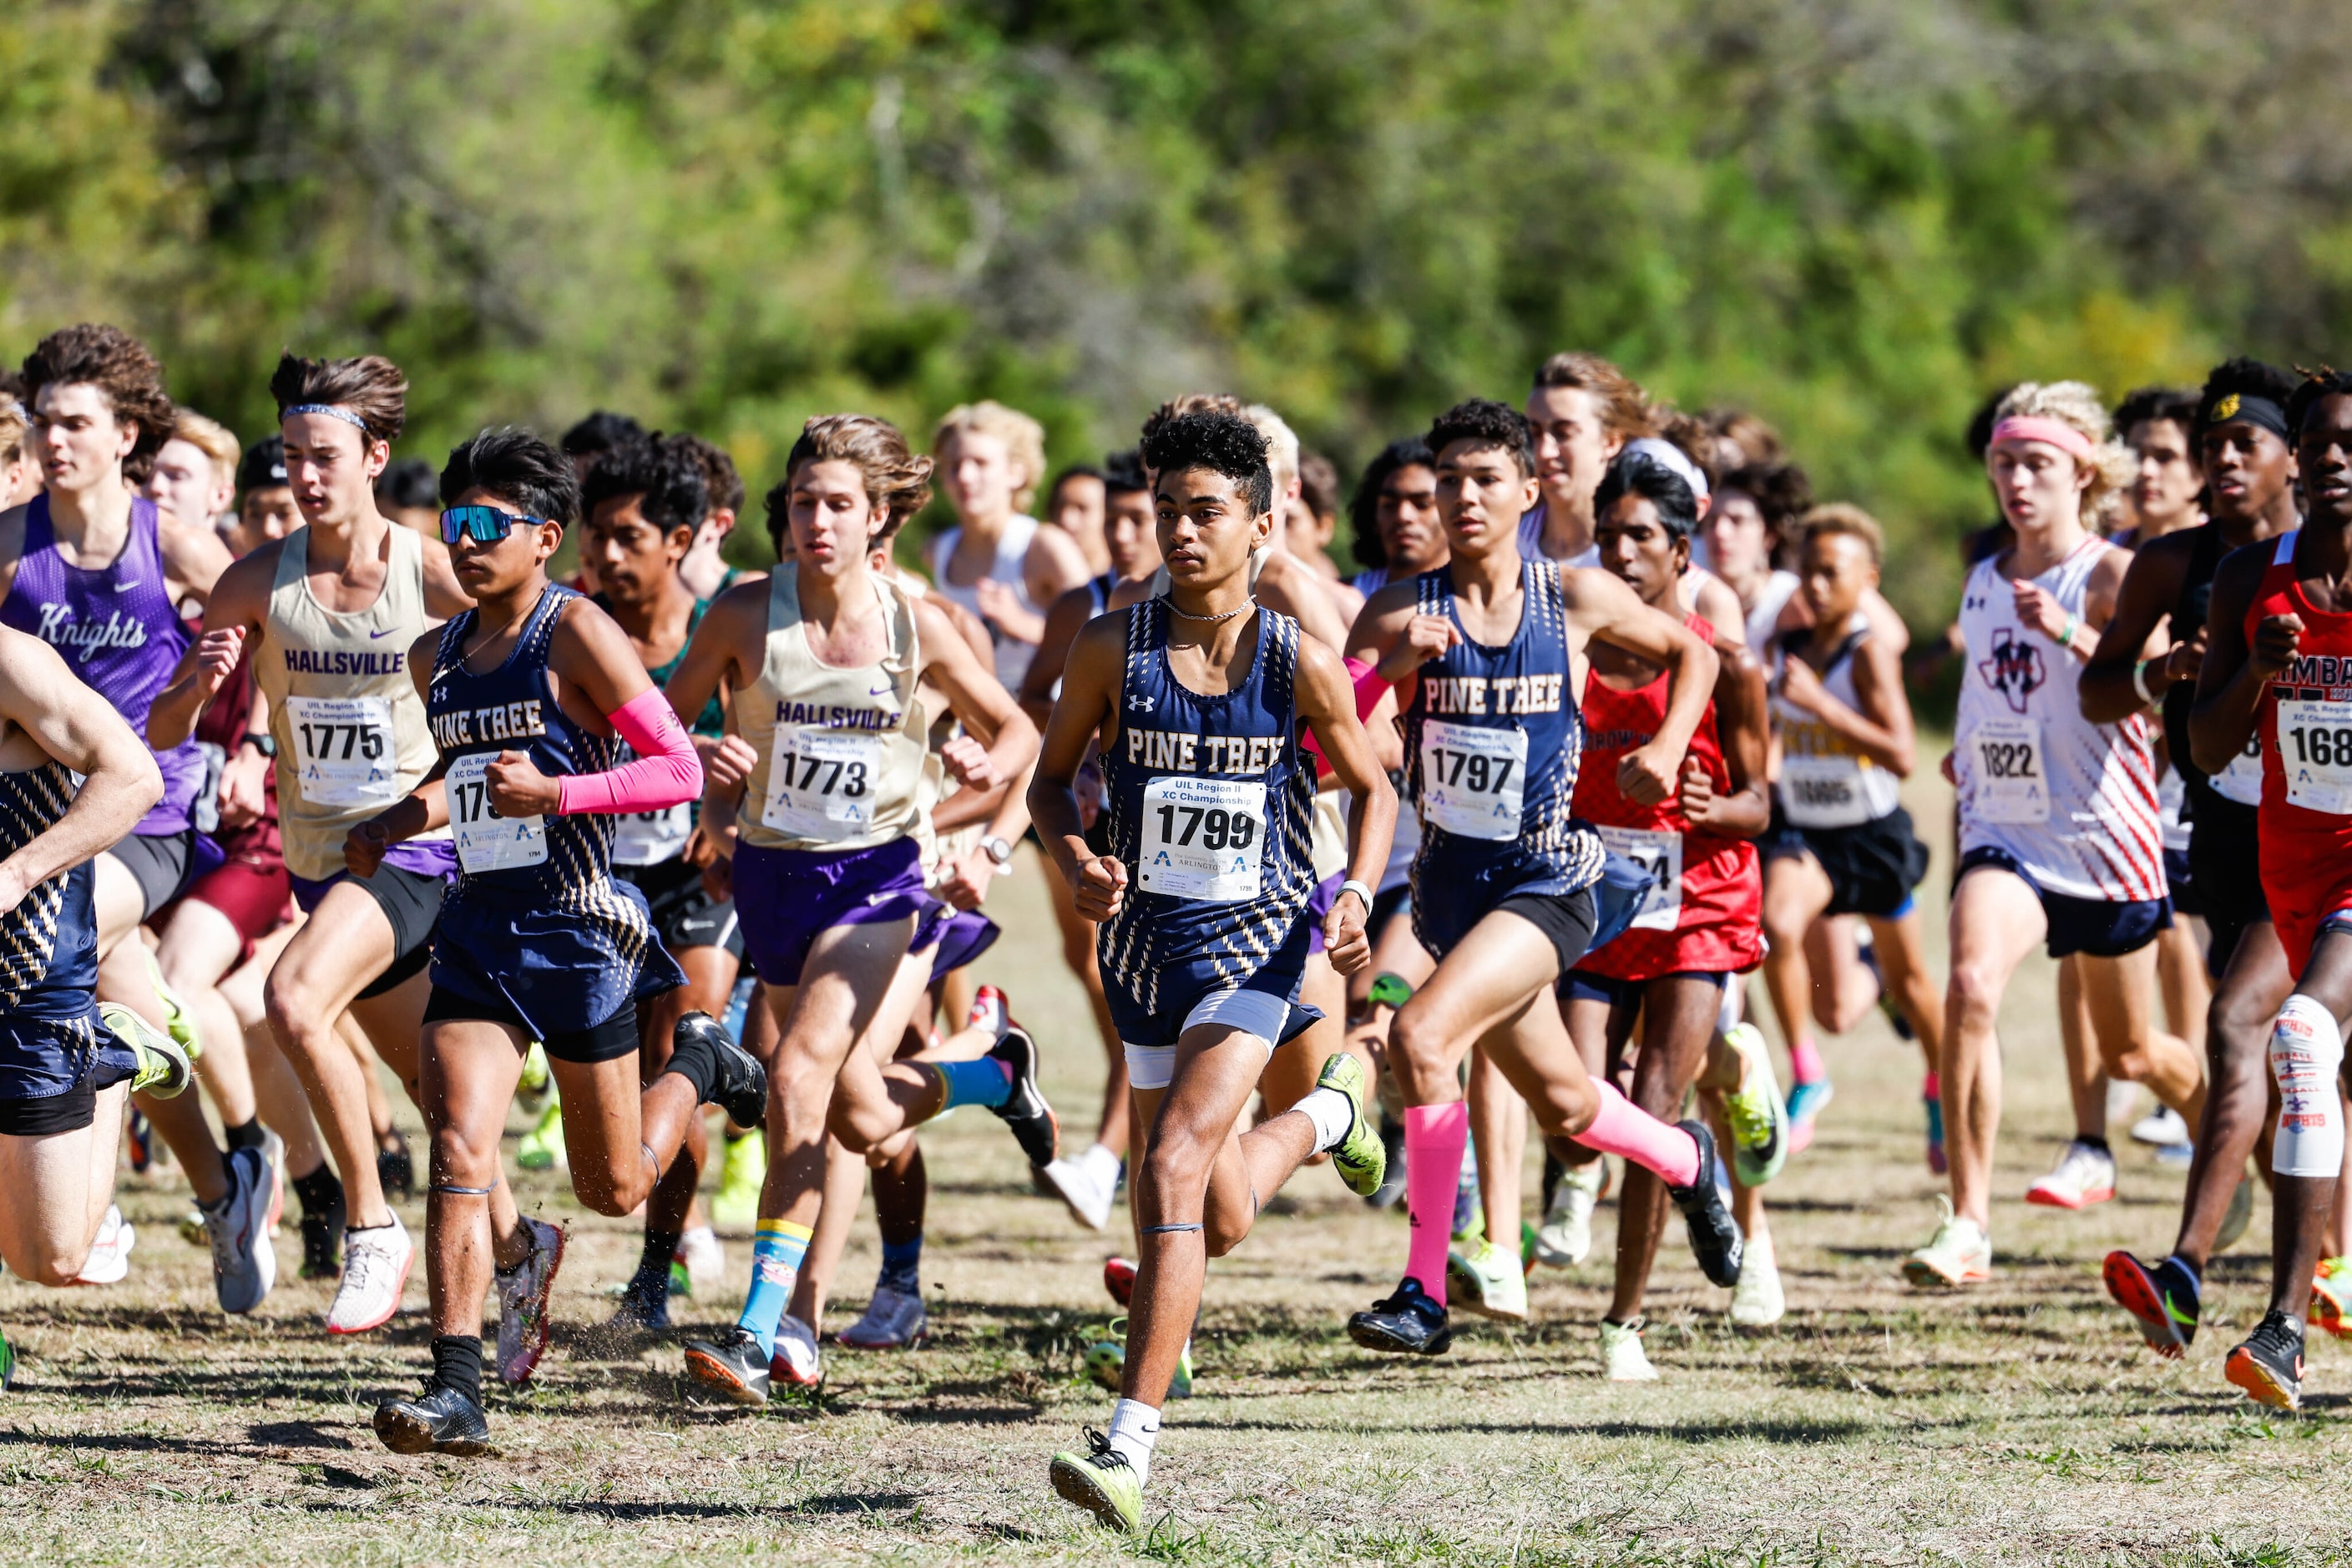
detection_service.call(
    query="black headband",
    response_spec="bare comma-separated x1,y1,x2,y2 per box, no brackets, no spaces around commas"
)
2201,392,2290,441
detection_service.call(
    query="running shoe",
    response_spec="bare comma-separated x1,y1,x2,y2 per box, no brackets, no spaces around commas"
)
1348,1277,1453,1356
377,1130,414,1199
2217,1177,2255,1254
2154,1139,2195,1170
1080,1324,1191,1398
1444,1238,1528,1322
516,1041,552,1114
839,1285,928,1349
2312,1257,2352,1340
0,1329,13,1393
1315,1053,1387,1198
675,1226,724,1297
675,1011,767,1129
1368,1115,1406,1209
2225,1311,2305,1411
1103,1257,1136,1308
2026,1139,2116,1209
326,1215,412,1334
610,1265,672,1331
2131,1105,2191,1147
1667,1120,1743,1288
1532,1160,1603,1268
1854,936,1913,1042
1924,1085,1947,1176
711,1130,766,1232
770,1314,821,1388
73,1205,134,1286
1717,1024,1788,1187
681,1327,770,1407
1784,1077,1834,1151
517,1100,564,1172
259,1130,286,1236
373,1382,492,1457
495,1217,564,1384
299,1180,347,1281
102,1002,190,1100
2103,1251,2199,1358
204,1142,279,1314
1050,1429,1144,1532
1729,1232,1784,1328
1901,1196,1991,1289
141,951,201,1060
984,1026,1060,1167
1041,1144,1120,1232
966,984,1010,1045
1599,1317,1658,1381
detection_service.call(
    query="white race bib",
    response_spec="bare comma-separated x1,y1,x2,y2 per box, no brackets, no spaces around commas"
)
1419,721,1527,840
2279,698,2352,814
2211,733,2266,807
1596,825,1682,932
612,802,690,865
447,751,547,873
286,695,401,809
761,727,885,841
1779,753,1874,828
1970,716,2048,823
1139,775,1266,902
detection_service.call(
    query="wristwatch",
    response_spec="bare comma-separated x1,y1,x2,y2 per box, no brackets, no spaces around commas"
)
981,835,1016,867
239,733,276,758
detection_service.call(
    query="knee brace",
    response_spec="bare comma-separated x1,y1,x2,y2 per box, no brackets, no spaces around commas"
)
2270,994,2345,1179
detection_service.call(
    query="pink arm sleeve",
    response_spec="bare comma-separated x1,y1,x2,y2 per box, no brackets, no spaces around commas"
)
555,686,704,816
1299,659,1394,777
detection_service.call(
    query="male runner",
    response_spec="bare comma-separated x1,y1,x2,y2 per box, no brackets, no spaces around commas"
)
928,400,1091,690
1032,407,1395,1531
1043,463,1110,578
2096,362,2299,1356
356,427,764,1453
1342,399,1743,1356
2186,368,2352,1407
1520,352,1651,566
147,412,239,534
1346,438,1442,597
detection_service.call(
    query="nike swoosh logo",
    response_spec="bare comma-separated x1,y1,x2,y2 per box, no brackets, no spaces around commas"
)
115,579,140,590
2162,1293,2197,1326
868,682,893,696
370,628,394,640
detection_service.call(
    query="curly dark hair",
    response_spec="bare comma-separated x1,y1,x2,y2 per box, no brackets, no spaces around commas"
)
2286,367,2352,435
2196,357,2296,433
1425,398,1535,479
439,427,580,527
2113,386,2201,443
1717,461,1813,534
560,410,645,465
1348,436,1434,571
1594,449,1700,540
21,324,175,484
1139,409,1272,518
583,437,709,539
269,352,407,445
663,432,742,516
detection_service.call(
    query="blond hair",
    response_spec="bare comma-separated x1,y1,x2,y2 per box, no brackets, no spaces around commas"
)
171,410,240,484
0,399,25,466
1242,403,1301,503
1991,381,2135,523
1800,503,1885,568
932,399,1045,513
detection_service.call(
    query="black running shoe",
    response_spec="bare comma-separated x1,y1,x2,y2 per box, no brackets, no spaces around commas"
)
1667,1120,1743,1288
377,1131,414,1201
373,1381,492,1457
2226,1311,2305,1411
677,1010,768,1130
2103,1251,2199,1358
985,1025,1060,1167
609,1266,672,1332
682,1326,771,1408
1347,1276,1454,1355
299,1205,346,1281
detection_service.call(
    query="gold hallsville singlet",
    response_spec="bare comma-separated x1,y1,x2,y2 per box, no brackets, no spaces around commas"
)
254,524,446,881
736,562,933,854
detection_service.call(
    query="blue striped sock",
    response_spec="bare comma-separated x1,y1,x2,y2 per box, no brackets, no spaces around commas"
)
931,1057,1012,1114
736,1217,812,1356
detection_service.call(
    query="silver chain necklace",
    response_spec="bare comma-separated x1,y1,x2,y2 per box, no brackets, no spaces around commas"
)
1165,596,1255,624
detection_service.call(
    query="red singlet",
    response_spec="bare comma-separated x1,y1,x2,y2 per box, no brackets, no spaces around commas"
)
1569,611,1763,981
2249,529,2352,977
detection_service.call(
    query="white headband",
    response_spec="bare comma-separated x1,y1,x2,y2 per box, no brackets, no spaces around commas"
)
1622,438,1710,508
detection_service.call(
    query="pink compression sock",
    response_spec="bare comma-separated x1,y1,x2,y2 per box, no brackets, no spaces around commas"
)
1789,1038,1828,1085
1403,1102,1469,1305
1922,1070,1941,1100
1576,1082,1701,1188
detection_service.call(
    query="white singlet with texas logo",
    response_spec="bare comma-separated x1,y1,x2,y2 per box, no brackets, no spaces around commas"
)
1953,539,2164,902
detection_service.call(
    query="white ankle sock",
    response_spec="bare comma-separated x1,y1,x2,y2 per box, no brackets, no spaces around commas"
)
1106,1397,1160,1484
1297,1086,1354,1152
1080,1141,1123,1186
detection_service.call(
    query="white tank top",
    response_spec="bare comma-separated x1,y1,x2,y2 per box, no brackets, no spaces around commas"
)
1771,615,1903,829
1745,570,1802,662
928,513,1044,690
1954,539,2164,901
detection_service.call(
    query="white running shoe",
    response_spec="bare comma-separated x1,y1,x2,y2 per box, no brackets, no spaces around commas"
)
1901,1196,1992,1289
2026,1139,2117,1210
1445,1238,1530,1321
204,1142,278,1314
496,1217,565,1383
1041,1143,1120,1232
1729,1232,1784,1327
674,1226,724,1297
2131,1105,2191,1148
326,1213,412,1334
769,1314,822,1388
838,1285,928,1349
1533,1160,1603,1268
74,1205,135,1286
1599,1318,1658,1381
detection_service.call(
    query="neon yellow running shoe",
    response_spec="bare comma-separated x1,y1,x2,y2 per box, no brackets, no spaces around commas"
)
516,1041,552,1113
711,1129,767,1232
1717,1024,1789,1186
141,951,200,1061
2312,1257,2352,1340
1445,1237,1529,1321
1314,1053,1386,1198
1049,1429,1144,1531
103,1002,191,1100
518,1097,564,1171
1082,1320,1191,1398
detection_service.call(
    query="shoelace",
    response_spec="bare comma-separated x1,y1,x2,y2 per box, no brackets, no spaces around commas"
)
341,1235,398,1303
1082,1427,1131,1469
1724,1089,1776,1152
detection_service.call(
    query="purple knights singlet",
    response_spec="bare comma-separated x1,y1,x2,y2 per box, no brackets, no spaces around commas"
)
1,495,203,835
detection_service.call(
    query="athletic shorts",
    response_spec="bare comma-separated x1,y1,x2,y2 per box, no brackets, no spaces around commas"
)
2163,846,2202,920
1410,837,1606,964
291,844,455,1002
423,984,640,1066
107,828,207,921
1956,847,2171,959
615,855,743,959
918,904,999,984
1761,806,1930,921
0,1010,130,1137
1104,915,1320,1055
1497,887,1602,985
733,837,933,988
1122,987,1297,1091
179,854,291,966
2188,801,2269,979
431,873,684,1045
1562,969,1729,1009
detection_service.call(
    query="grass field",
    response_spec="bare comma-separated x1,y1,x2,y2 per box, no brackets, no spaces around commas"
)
8,764,2352,1566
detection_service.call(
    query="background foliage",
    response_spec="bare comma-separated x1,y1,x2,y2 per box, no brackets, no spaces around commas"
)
5,0,2348,619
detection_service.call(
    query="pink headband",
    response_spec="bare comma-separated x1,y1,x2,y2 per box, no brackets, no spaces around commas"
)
1989,416,2097,463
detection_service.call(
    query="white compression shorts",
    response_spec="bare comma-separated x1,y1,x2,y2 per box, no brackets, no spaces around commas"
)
1123,988,1290,1090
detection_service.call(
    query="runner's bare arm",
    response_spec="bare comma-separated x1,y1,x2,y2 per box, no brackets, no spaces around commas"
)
660,576,766,731
1564,565,1719,805
345,629,450,873
915,597,1039,792
1255,549,1353,650
1023,524,1094,620
0,627,162,913
157,508,235,604
1294,635,1398,974
419,534,475,621
1026,612,1127,917
1681,635,1771,838
1343,579,1449,713
2080,531,2189,723
1779,630,1914,773
1018,583,1100,731
148,544,277,749
2188,541,2285,776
